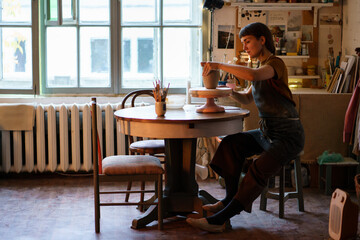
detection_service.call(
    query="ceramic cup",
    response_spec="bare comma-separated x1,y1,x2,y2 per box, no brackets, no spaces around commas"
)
203,70,220,89
155,101,166,117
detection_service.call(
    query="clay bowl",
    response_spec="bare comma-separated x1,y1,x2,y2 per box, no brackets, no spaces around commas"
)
203,70,220,89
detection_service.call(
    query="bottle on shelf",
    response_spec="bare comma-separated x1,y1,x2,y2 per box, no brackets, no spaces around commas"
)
301,43,308,56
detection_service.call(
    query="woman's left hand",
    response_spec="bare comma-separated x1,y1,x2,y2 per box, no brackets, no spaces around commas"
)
201,61,220,76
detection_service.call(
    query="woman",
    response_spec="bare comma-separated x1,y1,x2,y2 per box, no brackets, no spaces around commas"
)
186,22,305,232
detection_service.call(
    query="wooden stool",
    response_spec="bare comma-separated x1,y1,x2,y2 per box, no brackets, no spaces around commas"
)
319,157,359,195
260,154,304,218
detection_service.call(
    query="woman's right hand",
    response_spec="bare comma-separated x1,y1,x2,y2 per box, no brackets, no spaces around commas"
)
201,61,220,76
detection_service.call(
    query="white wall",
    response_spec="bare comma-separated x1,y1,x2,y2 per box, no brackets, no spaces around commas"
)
342,0,360,55
318,6,342,72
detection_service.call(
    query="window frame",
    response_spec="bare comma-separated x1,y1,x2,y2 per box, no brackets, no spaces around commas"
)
0,0,39,95
40,0,115,94
0,0,208,95
118,0,207,94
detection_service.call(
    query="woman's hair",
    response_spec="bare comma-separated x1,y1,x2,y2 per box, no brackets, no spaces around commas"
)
239,22,275,54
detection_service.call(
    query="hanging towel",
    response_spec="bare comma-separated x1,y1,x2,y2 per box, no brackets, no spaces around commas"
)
343,78,360,143
0,104,35,131
317,151,344,165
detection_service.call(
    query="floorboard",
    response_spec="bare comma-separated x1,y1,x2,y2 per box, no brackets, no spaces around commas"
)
0,174,359,240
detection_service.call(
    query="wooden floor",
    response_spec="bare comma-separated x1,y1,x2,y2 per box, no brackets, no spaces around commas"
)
0,174,359,240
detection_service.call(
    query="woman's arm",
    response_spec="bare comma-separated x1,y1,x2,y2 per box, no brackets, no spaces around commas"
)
229,86,253,105
201,62,275,82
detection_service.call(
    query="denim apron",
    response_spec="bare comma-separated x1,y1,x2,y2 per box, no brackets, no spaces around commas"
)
247,57,305,164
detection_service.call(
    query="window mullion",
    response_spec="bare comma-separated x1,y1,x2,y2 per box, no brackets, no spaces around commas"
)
159,0,163,88
72,0,77,21
77,26,80,88
76,0,79,88
111,0,119,93
33,0,40,94
58,0,63,25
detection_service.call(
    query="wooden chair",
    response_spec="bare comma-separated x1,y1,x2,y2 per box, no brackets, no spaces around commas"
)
121,90,166,211
91,97,164,232
259,152,305,218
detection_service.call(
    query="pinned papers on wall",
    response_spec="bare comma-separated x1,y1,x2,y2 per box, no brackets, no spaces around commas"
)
287,11,302,32
238,10,266,28
268,11,287,26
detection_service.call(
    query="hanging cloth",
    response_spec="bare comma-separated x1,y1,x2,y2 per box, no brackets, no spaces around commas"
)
343,78,360,143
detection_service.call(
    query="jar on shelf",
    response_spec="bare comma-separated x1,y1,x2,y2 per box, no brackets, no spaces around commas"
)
295,67,303,75
307,65,316,76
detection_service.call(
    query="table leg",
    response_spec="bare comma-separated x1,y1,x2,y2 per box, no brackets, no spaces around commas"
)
132,205,159,229
163,138,202,213
199,189,218,205
164,138,198,196
132,138,220,228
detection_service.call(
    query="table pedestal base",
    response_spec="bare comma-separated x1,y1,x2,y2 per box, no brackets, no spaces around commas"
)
131,190,219,229
189,87,231,113
131,138,220,229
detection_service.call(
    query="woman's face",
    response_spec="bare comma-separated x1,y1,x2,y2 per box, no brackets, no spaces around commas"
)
240,35,264,59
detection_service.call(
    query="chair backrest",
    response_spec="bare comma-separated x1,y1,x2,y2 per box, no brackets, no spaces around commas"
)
121,89,154,109
121,90,155,154
91,98,101,227
91,97,102,174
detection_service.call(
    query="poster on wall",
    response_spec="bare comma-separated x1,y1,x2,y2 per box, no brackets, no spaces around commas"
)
213,7,236,62
238,10,266,29
217,25,235,49
269,25,285,49
268,11,287,26
287,11,302,31
302,25,313,41
269,25,286,38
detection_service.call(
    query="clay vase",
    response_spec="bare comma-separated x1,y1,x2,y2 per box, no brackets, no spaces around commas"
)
203,70,220,89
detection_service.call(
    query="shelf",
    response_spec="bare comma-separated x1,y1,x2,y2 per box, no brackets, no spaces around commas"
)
231,2,334,27
290,88,327,94
277,55,310,59
289,75,320,79
231,2,334,9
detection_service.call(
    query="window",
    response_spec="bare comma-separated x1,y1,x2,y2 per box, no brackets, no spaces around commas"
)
0,0,205,94
43,0,111,93
121,0,203,91
0,0,34,93
138,39,153,73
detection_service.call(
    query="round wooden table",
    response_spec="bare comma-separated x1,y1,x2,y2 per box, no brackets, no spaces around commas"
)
114,105,249,229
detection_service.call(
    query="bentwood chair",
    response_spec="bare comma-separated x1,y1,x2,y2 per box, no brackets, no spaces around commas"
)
91,97,164,232
121,90,166,211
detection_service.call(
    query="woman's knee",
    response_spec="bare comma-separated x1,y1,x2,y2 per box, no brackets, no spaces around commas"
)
249,153,283,184
221,133,248,146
